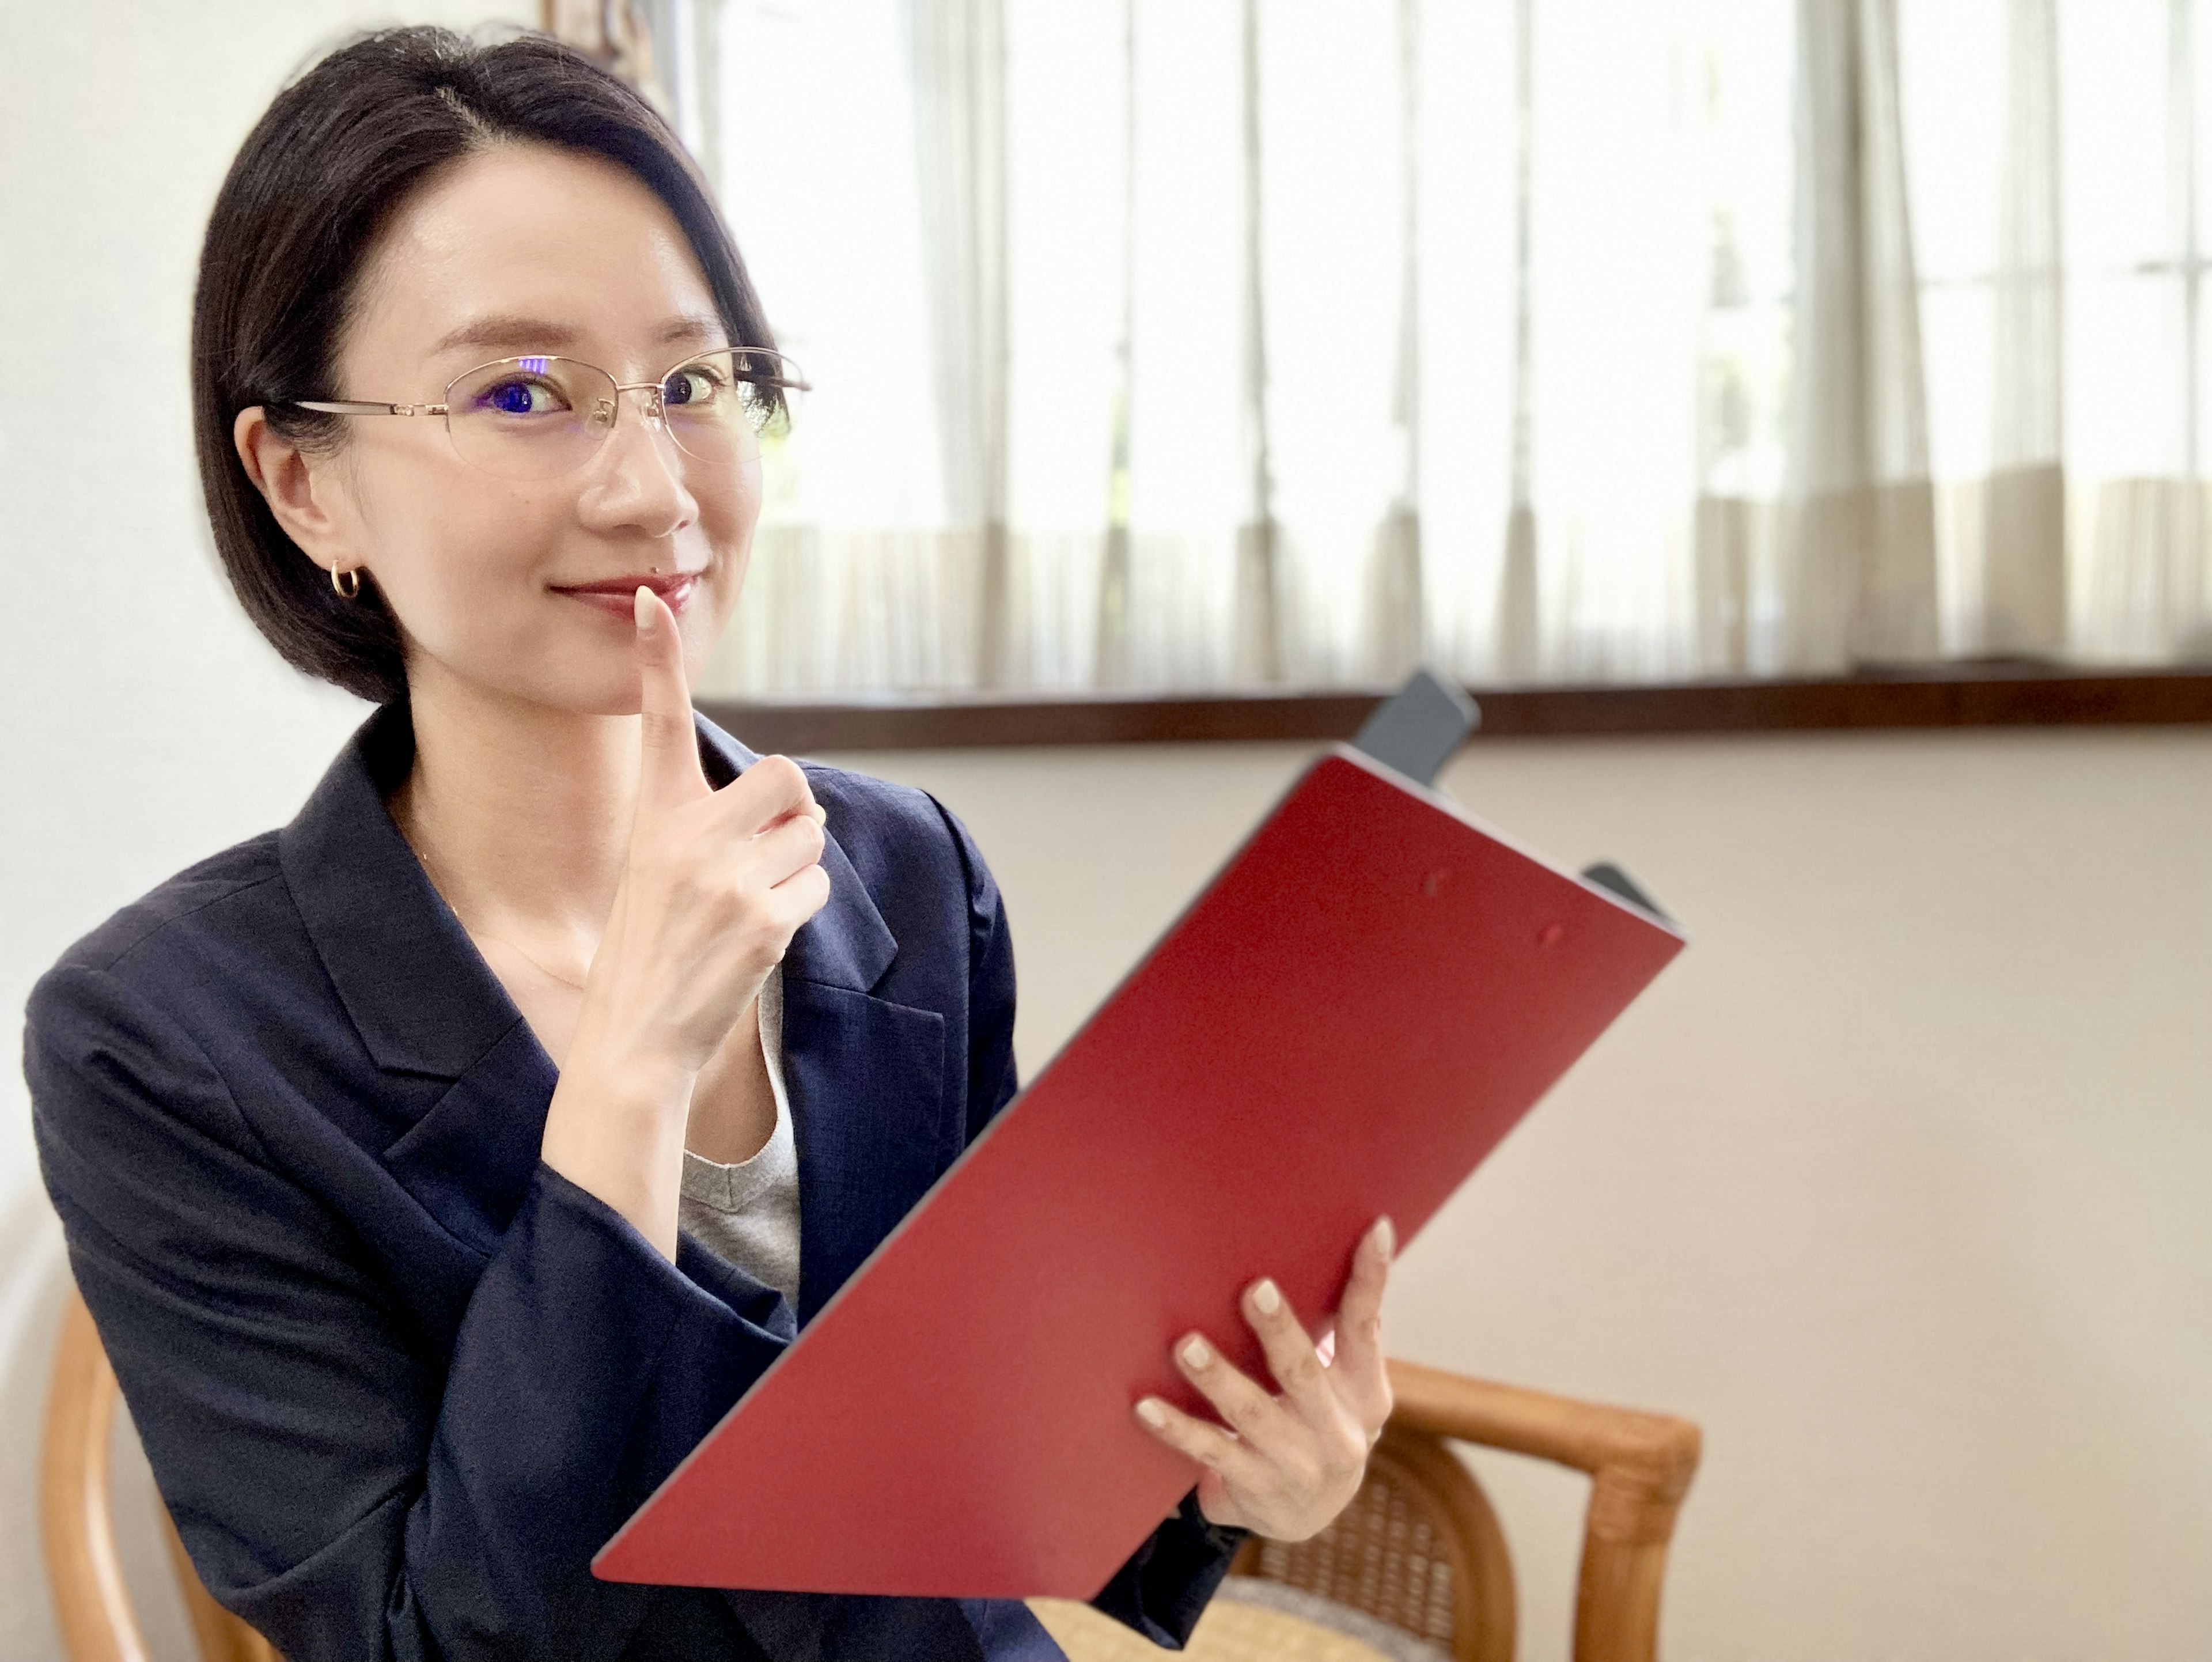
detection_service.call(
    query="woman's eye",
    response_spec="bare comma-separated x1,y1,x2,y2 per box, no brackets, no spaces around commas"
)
479,378,563,417
664,368,724,408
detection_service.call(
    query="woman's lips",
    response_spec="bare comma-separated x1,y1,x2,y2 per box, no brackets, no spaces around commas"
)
553,574,700,618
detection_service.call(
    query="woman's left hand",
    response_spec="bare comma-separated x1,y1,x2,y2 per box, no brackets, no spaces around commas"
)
1134,1217,1395,1540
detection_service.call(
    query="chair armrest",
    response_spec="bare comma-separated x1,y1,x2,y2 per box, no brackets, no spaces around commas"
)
1384,1358,1702,1662
1385,1359,1700,1543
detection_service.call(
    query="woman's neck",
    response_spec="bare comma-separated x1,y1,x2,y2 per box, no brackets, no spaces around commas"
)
389,663,647,961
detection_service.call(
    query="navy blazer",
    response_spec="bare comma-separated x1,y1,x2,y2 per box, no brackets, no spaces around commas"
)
26,704,1238,1662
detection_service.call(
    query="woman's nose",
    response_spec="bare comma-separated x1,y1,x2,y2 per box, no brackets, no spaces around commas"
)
582,388,696,533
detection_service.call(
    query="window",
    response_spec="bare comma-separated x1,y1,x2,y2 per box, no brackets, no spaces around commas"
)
603,0,2212,700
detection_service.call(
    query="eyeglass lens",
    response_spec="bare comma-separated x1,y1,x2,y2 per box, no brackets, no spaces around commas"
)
441,349,798,481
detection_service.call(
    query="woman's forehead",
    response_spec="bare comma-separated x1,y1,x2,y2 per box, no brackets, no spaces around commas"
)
347,145,722,373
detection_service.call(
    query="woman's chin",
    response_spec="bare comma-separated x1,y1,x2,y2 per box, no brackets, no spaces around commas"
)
544,654,715,721
410,604,725,721
436,658,666,721
558,668,672,720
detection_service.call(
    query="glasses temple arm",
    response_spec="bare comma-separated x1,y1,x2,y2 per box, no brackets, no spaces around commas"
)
291,400,449,417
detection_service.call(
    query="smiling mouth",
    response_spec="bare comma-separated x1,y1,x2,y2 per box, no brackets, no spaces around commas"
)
552,571,703,618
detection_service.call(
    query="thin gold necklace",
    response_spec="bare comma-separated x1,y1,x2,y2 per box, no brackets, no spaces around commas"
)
479,926,591,994
410,838,592,994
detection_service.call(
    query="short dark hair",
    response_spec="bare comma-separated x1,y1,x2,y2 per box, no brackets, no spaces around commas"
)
192,26,774,705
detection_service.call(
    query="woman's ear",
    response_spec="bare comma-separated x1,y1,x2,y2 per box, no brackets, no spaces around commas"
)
233,407,365,580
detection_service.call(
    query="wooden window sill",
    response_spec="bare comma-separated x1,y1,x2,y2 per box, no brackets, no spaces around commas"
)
697,662,2212,752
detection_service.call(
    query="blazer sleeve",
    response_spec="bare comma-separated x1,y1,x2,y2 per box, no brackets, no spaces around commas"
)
28,962,789,1662
933,800,1247,1648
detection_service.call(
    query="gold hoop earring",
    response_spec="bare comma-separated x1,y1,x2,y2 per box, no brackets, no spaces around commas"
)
331,567,362,600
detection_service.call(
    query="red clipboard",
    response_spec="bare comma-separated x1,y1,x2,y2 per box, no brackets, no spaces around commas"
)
594,744,1684,1598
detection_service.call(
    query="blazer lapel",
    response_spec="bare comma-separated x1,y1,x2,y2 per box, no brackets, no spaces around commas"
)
281,703,528,1080
378,1024,559,1257
282,705,555,1256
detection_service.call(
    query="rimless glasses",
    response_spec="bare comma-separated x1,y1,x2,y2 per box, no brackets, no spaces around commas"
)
290,346,808,483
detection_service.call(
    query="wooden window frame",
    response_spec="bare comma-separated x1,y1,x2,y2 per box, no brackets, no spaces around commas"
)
697,663,2212,752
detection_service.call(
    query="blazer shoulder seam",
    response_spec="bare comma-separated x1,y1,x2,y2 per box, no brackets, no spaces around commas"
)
75,866,287,980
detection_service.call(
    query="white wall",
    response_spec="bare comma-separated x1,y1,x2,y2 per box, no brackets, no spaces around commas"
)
0,5,528,1656
3,4,2207,1660
835,731,2212,1662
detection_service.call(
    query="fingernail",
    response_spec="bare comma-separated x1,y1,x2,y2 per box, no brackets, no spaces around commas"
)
1251,1279,1282,1315
1180,1336,1212,1370
1373,1218,1395,1259
1135,1398,1169,1428
634,586,655,630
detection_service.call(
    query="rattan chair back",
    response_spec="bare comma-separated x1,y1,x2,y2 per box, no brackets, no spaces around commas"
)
43,1288,281,1662
1232,1424,1513,1662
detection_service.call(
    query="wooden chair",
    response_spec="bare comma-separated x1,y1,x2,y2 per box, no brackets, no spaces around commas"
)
42,1288,280,1662
1036,1357,1700,1662
48,1280,1699,1662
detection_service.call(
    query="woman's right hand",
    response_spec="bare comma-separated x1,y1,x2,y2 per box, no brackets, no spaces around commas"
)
539,586,831,1257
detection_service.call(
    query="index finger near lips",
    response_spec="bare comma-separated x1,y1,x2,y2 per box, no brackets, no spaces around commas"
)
633,586,711,812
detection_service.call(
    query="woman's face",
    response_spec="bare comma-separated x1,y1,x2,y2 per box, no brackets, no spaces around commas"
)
273,143,759,714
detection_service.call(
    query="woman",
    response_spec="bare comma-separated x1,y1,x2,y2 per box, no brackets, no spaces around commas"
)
27,27,1394,1662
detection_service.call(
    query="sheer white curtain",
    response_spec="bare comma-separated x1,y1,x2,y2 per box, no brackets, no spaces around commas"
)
1902,0,2212,664
665,0,2212,699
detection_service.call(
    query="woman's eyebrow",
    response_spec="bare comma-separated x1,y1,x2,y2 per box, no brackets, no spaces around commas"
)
656,313,729,348
425,315,728,359
429,315,581,357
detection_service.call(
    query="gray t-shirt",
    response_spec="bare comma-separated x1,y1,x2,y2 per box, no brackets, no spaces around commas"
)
679,966,801,1310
